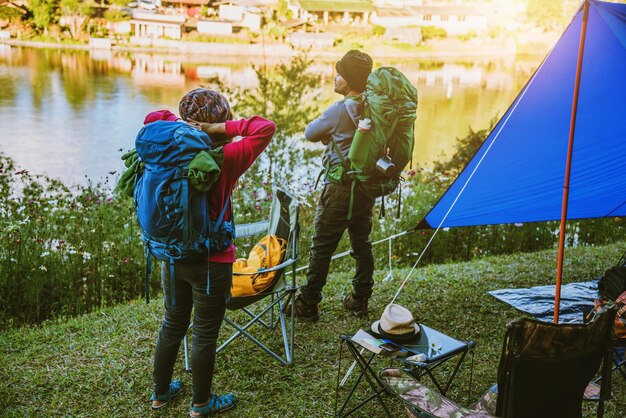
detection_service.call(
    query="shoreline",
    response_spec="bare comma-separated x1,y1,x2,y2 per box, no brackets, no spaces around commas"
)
0,38,530,62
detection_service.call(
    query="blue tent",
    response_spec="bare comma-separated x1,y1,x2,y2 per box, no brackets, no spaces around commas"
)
418,0,626,230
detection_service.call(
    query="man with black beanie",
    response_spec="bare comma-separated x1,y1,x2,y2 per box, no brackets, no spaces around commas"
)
286,50,375,322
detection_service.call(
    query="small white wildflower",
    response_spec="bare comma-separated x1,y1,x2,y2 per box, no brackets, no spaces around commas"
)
82,252,92,262
68,249,78,255
46,239,63,251
41,251,50,257
10,258,17,263
39,265,47,271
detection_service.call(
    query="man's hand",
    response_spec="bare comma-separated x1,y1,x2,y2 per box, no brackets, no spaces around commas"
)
188,120,226,135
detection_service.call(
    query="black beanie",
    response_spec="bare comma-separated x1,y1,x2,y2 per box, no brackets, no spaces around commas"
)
335,50,373,93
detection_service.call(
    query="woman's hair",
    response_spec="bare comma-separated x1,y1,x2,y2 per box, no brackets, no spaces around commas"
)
179,88,233,145
179,88,232,123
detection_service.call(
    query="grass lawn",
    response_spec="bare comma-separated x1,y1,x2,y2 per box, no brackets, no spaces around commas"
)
1,242,625,417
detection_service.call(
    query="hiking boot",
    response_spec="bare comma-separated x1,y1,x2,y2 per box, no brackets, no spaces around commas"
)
284,294,319,322
343,294,369,317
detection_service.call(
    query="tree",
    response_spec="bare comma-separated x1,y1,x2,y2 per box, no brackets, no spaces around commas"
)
0,5,24,20
29,0,57,34
526,0,564,31
59,0,93,40
205,50,322,197
275,0,292,21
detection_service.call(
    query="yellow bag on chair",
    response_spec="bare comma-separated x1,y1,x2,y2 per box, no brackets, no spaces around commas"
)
231,235,287,297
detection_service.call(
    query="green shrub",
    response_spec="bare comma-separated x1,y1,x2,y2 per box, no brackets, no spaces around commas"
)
183,32,250,44
103,9,130,22
421,25,447,41
372,25,386,36
458,29,477,41
0,5,23,20
0,153,146,326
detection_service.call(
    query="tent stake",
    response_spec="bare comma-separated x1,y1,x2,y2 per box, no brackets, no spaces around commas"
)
554,0,590,323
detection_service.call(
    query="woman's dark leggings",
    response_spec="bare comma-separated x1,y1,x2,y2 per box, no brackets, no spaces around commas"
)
152,261,232,404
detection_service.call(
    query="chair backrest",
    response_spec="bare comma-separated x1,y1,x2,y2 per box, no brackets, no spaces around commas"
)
226,189,299,309
266,189,299,264
262,189,298,291
495,306,616,418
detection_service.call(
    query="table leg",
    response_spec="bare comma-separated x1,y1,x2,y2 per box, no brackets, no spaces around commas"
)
335,339,393,418
409,345,472,396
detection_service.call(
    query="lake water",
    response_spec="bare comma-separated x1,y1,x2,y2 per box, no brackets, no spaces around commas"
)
0,45,541,187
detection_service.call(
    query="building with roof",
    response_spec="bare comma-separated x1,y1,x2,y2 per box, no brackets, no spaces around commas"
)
129,12,186,39
161,0,209,11
372,3,487,36
294,0,376,25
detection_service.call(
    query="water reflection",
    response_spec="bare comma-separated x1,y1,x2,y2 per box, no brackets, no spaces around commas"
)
0,46,541,186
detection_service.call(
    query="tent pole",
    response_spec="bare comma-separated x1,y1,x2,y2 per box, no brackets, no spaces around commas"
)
554,0,590,324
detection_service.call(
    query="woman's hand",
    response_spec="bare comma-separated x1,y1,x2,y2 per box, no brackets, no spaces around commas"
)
188,120,226,135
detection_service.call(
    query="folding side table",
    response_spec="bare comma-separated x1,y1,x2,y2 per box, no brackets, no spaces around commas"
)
400,324,476,396
334,324,475,418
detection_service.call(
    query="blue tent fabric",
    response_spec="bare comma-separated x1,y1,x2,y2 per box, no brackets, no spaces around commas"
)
419,0,626,229
488,280,599,324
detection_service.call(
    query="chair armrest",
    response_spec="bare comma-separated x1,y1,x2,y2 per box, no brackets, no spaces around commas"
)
235,220,270,238
232,258,297,276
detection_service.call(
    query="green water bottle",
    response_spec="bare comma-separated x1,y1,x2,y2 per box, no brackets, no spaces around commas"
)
348,118,372,172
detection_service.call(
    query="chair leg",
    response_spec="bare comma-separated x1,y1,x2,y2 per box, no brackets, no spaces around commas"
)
217,290,297,366
278,296,293,364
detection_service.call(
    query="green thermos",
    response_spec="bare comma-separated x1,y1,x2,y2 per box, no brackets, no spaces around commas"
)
348,118,372,171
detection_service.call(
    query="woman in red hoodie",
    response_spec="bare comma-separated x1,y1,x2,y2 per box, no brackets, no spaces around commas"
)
149,89,276,417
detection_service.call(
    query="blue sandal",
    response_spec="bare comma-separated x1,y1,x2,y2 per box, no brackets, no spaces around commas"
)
150,379,183,410
189,393,237,417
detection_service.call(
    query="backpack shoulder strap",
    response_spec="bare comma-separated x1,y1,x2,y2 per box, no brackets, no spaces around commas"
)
331,139,349,170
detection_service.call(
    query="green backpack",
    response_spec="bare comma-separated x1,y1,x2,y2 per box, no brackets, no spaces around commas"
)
327,67,418,218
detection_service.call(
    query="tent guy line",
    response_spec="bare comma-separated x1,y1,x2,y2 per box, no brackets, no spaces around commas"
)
389,51,551,305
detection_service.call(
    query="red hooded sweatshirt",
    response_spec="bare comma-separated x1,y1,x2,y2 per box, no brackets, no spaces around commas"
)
208,116,276,263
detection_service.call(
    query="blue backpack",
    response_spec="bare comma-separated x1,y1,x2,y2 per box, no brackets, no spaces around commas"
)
134,120,234,303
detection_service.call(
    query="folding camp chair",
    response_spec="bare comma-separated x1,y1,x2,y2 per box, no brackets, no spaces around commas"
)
380,306,617,418
183,189,299,368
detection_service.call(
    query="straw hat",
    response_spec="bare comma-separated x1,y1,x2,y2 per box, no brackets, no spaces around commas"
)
370,303,420,343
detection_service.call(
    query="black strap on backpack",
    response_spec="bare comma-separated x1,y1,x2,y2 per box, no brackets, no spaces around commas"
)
145,246,152,304
204,195,233,296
